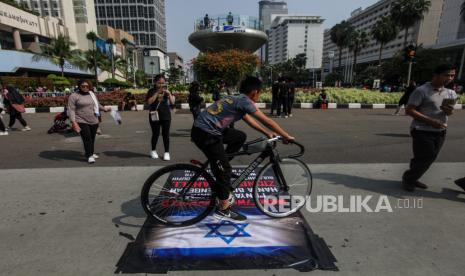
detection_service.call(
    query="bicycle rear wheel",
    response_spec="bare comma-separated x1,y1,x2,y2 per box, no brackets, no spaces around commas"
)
253,158,312,217
141,164,216,226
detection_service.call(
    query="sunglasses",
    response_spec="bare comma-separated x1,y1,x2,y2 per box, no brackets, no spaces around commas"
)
80,85,89,88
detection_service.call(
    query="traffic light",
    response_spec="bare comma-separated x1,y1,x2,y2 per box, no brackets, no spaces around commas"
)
404,45,416,62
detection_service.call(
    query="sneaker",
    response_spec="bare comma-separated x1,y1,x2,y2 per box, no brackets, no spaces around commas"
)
92,154,99,159
21,126,31,131
284,115,289,118
150,150,158,159
214,207,247,222
163,152,170,161
88,157,95,164
0,131,8,136
289,114,293,117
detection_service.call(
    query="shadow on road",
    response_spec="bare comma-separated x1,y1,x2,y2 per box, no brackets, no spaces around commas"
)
375,133,410,138
103,151,148,159
39,150,84,162
112,196,146,228
314,173,465,203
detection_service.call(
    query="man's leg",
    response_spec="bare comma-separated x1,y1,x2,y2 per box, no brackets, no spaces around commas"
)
403,130,444,190
222,127,247,156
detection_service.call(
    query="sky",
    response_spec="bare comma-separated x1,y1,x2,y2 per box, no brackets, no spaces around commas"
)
165,0,378,63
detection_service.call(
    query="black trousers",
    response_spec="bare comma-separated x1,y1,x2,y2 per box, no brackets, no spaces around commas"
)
271,93,279,114
78,123,99,158
277,96,288,116
150,118,171,152
8,107,27,127
403,129,446,184
191,126,246,200
288,95,295,115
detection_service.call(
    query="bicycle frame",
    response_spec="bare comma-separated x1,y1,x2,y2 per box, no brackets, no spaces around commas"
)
180,141,291,199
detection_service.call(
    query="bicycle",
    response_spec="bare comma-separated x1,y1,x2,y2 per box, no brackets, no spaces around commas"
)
141,136,312,227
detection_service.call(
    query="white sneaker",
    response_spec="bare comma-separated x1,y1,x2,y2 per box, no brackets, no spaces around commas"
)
88,157,95,164
21,126,31,131
150,150,159,159
0,131,8,136
92,154,99,159
163,152,170,161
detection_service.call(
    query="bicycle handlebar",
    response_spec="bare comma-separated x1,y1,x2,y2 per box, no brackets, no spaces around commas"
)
266,136,305,158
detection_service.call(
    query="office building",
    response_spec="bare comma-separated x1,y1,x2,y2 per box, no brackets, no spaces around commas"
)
258,0,288,62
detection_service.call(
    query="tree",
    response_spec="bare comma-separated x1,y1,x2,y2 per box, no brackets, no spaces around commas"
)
348,30,369,84
34,35,82,77
390,0,431,47
371,16,399,77
193,49,259,88
330,21,354,74
163,67,184,84
86,31,99,83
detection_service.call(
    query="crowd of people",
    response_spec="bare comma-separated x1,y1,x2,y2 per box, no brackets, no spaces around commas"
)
1,65,464,203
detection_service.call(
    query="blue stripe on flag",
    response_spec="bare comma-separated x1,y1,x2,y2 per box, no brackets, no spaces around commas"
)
146,246,300,259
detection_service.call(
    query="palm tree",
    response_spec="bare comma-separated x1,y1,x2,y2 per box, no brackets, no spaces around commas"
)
106,38,115,79
330,21,354,74
115,56,129,80
34,35,82,77
390,0,431,47
348,30,370,84
371,16,399,77
86,31,99,83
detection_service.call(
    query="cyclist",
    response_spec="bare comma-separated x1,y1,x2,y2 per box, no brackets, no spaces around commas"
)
191,76,295,222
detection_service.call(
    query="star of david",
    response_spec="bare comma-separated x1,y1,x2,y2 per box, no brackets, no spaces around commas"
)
204,220,251,244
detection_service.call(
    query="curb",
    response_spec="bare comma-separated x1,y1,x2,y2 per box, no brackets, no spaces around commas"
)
22,103,465,113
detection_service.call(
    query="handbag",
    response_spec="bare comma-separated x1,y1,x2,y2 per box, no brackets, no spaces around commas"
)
150,100,161,121
12,103,26,113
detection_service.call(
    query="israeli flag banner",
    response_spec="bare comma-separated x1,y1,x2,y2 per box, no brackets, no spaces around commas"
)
116,168,337,273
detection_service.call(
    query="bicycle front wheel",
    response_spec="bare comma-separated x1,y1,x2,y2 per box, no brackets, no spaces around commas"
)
141,164,216,227
253,158,312,217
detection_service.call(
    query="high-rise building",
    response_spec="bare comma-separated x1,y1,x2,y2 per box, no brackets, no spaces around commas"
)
16,0,98,51
94,0,167,51
322,0,443,82
268,15,324,69
258,0,288,62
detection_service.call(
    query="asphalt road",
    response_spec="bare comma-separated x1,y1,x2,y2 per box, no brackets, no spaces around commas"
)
0,109,464,169
1,109,465,275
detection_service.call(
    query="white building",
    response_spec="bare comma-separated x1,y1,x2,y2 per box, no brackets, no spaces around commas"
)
258,0,288,62
268,15,324,69
16,0,98,50
322,0,444,81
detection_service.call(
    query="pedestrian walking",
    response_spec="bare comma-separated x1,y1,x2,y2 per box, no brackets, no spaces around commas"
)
212,79,227,102
68,80,111,164
146,74,175,161
402,64,458,192
394,80,416,115
270,81,279,116
4,85,31,131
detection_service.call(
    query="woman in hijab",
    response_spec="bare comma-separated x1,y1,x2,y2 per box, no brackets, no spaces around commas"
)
4,85,31,131
68,80,111,164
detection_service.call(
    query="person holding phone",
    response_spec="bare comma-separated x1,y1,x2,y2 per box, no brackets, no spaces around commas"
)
146,74,175,161
68,80,111,164
402,64,457,192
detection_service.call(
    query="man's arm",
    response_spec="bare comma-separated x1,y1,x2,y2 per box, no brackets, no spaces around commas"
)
243,114,273,138
249,109,294,141
405,105,446,129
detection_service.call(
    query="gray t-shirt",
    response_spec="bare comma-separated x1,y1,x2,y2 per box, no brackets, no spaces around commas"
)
194,94,257,136
407,82,457,132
